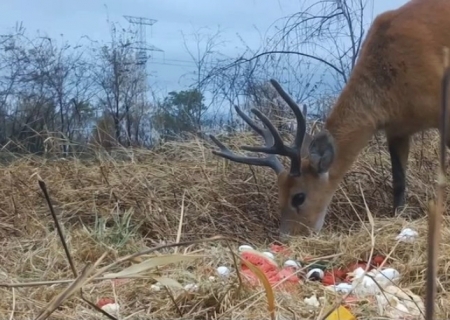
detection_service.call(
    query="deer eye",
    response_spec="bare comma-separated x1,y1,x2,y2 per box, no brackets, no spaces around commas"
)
291,193,306,207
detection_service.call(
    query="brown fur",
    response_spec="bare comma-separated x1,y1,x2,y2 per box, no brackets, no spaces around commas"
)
273,0,450,237
211,0,450,239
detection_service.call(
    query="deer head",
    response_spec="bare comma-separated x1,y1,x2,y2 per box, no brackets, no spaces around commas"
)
210,79,336,239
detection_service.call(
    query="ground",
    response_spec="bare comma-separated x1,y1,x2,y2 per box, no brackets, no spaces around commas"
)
0,130,449,319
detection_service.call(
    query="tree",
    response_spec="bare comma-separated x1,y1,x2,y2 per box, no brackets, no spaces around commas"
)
152,89,207,141
200,0,372,131
90,21,145,146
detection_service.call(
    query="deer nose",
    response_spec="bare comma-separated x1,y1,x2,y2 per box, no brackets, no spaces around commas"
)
280,232,290,243
280,221,291,242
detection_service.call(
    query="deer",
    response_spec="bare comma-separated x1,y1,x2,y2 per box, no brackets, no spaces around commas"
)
209,0,450,239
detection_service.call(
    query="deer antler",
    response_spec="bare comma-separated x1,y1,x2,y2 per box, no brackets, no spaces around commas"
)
209,79,308,176
238,80,307,176
209,105,285,173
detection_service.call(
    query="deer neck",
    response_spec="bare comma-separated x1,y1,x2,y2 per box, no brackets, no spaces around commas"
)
324,79,378,187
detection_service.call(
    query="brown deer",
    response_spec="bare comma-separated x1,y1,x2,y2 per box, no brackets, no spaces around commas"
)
210,0,450,238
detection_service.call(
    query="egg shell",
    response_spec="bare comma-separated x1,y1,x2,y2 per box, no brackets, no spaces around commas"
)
217,266,230,277
150,284,161,292
238,245,254,252
101,302,120,313
184,283,199,291
306,268,324,281
262,251,275,259
284,259,301,269
335,283,353,293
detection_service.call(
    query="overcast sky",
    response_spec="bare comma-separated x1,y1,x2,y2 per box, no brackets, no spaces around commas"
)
0,0,408,96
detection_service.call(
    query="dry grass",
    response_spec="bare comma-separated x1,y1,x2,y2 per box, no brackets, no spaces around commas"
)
0,129,449,319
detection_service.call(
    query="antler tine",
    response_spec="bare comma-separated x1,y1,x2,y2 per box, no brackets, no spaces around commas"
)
269,79,307,148
208,105,284,174
240,108,287,154
269,79,307,176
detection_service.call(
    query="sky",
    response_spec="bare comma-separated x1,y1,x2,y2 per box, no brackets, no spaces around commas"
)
0,0,408,98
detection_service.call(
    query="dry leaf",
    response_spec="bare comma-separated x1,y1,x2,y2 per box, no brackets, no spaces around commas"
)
103,254,203,278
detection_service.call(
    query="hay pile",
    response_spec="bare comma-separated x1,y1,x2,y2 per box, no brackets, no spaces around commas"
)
0,130,449,319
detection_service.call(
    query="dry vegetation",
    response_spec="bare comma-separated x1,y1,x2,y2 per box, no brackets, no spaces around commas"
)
0,129,449,319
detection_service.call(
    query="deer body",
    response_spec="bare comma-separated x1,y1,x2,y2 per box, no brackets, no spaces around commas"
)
210,0,450,238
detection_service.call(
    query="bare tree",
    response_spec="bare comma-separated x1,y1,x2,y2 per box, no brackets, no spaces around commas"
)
179,25,227,134
199,0,372,134
269,0,371,89
90,21,145,146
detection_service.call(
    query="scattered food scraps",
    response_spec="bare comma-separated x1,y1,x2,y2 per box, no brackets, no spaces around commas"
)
239,248,300,289
229,244,423,319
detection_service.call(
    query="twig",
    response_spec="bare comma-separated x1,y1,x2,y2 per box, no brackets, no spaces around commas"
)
174,190,186,254
163,286,183,317
425,47,449,320
38,179,77,277
38,178,117,320
8,288,15,320
35,253,106,320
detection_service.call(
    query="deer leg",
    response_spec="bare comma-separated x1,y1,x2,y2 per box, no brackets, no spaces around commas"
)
387,134,410,215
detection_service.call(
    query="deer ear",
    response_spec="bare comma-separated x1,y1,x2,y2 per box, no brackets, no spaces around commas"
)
308,130,335,174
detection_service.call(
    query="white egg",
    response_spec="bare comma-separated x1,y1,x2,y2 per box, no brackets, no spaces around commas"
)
150,284,161,292
101,302,120,313
284,259,301,269
306,268,324,280
304,294,320,307
395,228,418,243
208,276,216,281
217,266,230,277
184,283,199,292
335,283,353,293
327,283,353,294
262,251,275,259
238,245,254,252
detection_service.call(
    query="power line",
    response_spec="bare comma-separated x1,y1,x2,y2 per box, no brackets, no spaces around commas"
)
123,15,164,106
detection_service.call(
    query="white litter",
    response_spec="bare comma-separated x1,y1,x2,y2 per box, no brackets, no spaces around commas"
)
217,266,230,277
376,285,424,318
184,283,199,292
304,294,320,308
283,259,302,269
101,302,120,313
150,284,161,292
395,228,418,243
326,282,353,294
373,268,401,287
238,245,254,252
349,267,401,296
262,251,275,259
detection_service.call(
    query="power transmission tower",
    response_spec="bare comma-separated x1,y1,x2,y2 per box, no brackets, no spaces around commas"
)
123,15,163,108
